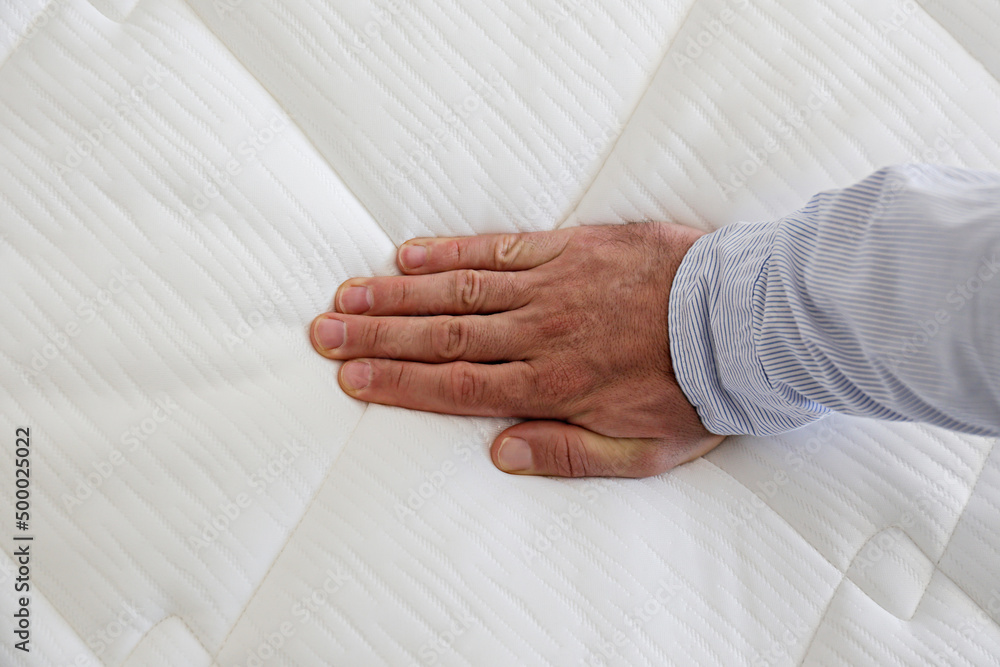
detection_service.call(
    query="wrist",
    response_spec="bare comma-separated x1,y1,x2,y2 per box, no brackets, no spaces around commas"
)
668,220,827,436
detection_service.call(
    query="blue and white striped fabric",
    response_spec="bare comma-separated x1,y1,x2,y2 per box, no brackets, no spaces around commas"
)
669,164,1000,437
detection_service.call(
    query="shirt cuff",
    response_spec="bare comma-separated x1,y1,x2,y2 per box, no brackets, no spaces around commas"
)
668,221,828,436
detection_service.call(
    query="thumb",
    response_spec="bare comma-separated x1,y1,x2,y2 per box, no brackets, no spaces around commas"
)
490,421,720,478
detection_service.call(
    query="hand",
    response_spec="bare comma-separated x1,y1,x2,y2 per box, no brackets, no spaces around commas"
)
310,223,725,478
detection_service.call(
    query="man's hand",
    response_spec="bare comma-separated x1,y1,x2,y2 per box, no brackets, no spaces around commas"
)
310,223,724,478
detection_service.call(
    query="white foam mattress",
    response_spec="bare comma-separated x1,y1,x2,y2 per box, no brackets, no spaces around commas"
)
2,0,999,665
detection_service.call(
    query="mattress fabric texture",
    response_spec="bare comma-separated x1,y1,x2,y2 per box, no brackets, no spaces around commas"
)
2,0,999,665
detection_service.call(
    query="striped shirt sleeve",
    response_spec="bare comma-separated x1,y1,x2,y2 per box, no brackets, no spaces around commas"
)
668,164,1000,437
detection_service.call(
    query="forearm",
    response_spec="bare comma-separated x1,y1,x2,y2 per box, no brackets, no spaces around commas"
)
670,164,1000,436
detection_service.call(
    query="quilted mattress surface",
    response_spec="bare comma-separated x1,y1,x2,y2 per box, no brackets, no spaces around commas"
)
2,0,1000,665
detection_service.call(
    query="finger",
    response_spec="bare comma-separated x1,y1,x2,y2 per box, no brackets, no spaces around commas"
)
397,230,570,274
311,313,527,363
334,269,529,316
490,421,724,478
337,359,540,417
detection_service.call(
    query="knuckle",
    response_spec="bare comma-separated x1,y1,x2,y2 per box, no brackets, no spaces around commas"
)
449,363,487,406
432,317,468,361
455,269,484,309
450,239,465,266
366,319,392,353
395,279,413,307
549,431,591,478
494,234,526,269
387,362,409,393
536,311,576,340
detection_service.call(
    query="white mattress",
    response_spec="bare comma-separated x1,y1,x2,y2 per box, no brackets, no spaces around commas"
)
2,0,999,665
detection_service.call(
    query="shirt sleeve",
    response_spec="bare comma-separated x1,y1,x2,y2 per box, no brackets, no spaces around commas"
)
668,164,1000,437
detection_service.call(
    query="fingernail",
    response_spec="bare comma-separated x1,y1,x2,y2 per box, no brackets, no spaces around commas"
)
315,318,345,350
342,361,371,391
340,286,372,314
498,437,532,473
400,244,427,270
